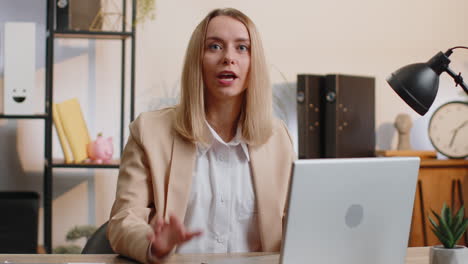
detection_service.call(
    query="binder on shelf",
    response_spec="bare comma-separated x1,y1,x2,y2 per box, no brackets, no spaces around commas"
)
297,74,375,159
323,74,375,158
56,0,101,31
297,74,323,159
52,105,73,163
56,0,70,31
53,98,91,163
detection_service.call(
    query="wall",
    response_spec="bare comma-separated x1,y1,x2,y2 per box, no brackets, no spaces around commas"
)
0,0,467,249
134,0,468,151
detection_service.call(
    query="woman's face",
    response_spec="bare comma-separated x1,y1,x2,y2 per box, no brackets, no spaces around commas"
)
202,15,251,103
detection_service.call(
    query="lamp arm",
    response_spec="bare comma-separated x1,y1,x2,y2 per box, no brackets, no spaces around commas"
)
443,46,468,94
444,67,468,94
446,46,468,55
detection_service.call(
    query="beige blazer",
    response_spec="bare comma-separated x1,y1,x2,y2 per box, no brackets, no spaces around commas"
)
107,107,295,264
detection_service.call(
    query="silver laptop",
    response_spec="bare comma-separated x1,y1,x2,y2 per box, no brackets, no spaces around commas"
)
280,157,420,264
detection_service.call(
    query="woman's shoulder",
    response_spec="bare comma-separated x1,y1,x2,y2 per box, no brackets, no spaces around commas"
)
271,118,293,142
271,118,296,156
250,117,296,163
251,117,294,150
129,107,177,139
136,107,176,123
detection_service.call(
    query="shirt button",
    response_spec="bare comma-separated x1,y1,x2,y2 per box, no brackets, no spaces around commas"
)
218,154,226,162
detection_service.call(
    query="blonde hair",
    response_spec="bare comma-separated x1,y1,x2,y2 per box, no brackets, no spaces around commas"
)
174,8,273,145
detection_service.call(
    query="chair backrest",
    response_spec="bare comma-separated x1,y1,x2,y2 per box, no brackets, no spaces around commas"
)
0,191,39,253
81,221,114,254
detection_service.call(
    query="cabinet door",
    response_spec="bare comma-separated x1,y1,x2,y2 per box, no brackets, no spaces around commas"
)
409,161,468,247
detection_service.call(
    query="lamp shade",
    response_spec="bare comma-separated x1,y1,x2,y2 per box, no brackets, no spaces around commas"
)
386,63,439,115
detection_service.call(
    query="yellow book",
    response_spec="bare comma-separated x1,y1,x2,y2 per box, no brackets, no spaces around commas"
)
55,98,91,163
52,104,73,163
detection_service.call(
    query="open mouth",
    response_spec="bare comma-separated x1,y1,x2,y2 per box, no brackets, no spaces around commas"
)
217,71,238,81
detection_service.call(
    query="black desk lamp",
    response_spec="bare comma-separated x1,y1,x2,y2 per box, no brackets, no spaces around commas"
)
386,46,468,115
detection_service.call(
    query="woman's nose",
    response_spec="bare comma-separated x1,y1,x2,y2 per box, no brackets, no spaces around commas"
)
222,49,236,65
223,56,235,65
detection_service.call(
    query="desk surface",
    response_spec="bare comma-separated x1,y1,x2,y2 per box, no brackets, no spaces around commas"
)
0,247,429,264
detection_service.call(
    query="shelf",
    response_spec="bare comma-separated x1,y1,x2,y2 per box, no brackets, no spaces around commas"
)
52,159,120,169
54,30,132,40
0,113,48,119
420,159,468,168
375,150,437,160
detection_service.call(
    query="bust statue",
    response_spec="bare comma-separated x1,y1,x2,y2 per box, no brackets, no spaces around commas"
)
394,113,413,150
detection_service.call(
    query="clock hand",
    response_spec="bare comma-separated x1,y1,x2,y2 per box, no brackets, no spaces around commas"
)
449,120,467,148
449,130,457,148
454,120,468,131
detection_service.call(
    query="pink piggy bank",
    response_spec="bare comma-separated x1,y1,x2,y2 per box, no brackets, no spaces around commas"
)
87,133,113,164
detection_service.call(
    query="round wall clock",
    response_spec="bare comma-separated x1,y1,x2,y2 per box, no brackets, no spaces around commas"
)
428,101,468,159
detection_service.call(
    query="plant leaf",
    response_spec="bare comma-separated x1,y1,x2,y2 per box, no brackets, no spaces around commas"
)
430,210,443,231
452,206,465,230
431,227,452,248
453,219,468,245
443,203,452,228
429,216,439,230
432,209,454,244
430,227,448,243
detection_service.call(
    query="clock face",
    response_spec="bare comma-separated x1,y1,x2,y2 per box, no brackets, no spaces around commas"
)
428,101,468,159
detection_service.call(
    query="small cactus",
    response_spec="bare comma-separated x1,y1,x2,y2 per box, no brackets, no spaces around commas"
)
429,203,468,248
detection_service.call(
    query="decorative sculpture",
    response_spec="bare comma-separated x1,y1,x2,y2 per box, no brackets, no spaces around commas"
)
394,113,413,150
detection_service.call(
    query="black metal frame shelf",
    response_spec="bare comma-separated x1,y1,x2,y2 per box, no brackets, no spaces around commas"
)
54,30,133,40
52,159,120,169
0,114,48,119
39,0,137,253
0,0,136,252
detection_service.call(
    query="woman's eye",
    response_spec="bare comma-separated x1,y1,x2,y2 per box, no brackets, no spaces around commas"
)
239,45,249,51
209,44,222,50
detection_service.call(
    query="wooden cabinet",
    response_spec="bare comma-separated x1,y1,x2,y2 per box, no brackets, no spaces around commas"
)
409,159,468,247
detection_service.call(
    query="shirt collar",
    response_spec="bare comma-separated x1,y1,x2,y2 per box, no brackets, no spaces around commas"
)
197,121,250,161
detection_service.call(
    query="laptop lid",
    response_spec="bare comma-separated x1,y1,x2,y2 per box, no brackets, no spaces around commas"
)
280,157,420,264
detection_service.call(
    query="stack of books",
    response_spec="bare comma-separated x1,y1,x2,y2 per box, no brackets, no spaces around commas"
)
53,98,91,163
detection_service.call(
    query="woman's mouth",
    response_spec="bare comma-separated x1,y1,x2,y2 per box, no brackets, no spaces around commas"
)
217,71,238,85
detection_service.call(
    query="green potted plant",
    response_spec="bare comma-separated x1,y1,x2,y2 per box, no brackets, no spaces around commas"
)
429,203,468,264
136,0,156,24
53,225,97,254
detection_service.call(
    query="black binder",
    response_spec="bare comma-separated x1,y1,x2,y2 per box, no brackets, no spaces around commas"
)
56,0,70,31
297,74,323,159
56,0,101,31
297,74,375,158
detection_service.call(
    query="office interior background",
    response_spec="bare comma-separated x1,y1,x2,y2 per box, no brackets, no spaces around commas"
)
0,0,467,250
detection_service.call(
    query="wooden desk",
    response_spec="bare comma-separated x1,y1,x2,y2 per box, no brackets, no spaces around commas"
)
0,247,429,264
409,159,468,247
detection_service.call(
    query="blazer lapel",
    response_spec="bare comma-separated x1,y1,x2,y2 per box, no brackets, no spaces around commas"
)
165,134,196,222
249,144,282,251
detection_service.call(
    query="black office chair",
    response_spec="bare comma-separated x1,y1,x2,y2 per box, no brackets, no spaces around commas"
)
0,191,39,253
81,221,114,254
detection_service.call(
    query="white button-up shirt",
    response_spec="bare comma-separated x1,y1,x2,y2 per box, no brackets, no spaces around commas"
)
175,122,261,253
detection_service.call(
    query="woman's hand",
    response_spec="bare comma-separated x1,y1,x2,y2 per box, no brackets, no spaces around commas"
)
147,214,203,259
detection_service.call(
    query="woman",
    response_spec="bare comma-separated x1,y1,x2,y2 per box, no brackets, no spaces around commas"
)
107,8,295,264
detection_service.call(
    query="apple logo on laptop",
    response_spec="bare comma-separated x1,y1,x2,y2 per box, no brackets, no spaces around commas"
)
345,204,364,228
